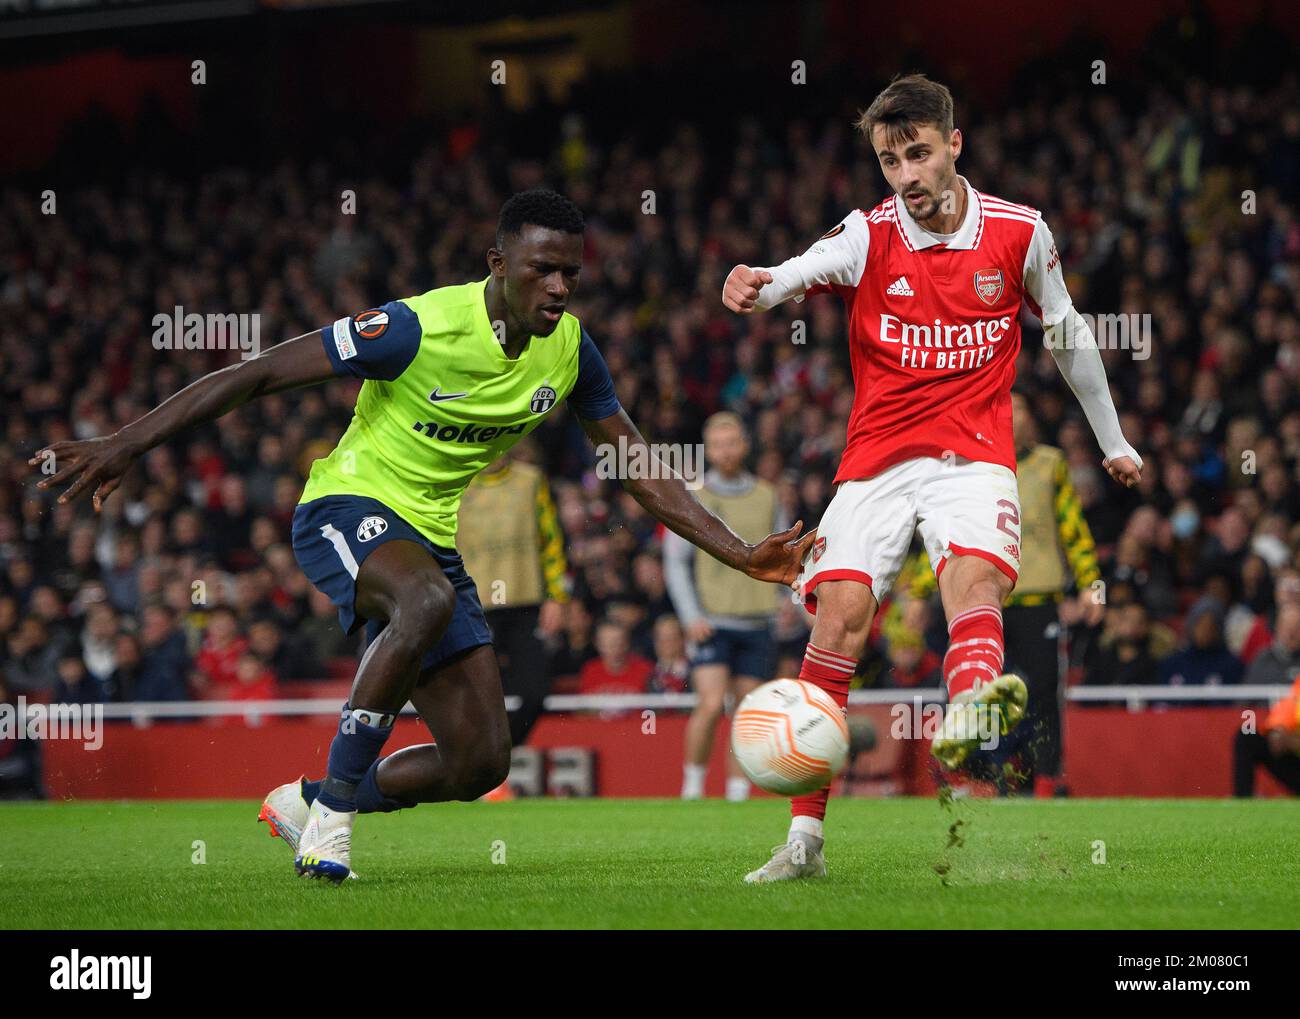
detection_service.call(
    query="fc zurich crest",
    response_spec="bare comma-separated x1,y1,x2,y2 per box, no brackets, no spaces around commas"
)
530,386,557,414
973,268,1005,306
357,516,388,542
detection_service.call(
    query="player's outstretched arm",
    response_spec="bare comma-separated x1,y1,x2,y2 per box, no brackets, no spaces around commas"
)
722,212,870,315
579,409,815,585
31,331,336,510
1045,314,1143,488
1025,216,1142,488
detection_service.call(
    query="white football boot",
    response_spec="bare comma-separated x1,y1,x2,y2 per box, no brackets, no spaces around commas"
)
931,673,1028,770
743,836,828,884
294,800,356,883
257,777,310,855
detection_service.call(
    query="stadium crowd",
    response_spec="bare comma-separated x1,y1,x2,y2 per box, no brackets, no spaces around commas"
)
1,45,1299,723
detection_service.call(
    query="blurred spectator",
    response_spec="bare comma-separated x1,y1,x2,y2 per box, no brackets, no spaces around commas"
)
882,629,941,688
1243,604,1300,686
578,620,653,695
648,614,690,694
1158,597,1243,686
291,588,353,675
665,411,782,801
1086,602,1174,685
132,604,191,702
80,603,120,688
228,652,278,702
193,605,248,698
550,600,596,682
5,617,60,694
52,647,110,703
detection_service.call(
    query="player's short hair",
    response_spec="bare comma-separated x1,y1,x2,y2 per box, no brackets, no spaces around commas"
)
856,73,955,149
496,188,585,245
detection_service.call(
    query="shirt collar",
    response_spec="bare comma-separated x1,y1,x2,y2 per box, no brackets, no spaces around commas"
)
890,175,984,252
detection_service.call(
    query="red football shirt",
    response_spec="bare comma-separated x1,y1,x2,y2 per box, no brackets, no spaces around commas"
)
760,177,1073,484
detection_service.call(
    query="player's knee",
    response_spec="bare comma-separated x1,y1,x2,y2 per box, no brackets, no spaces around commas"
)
457,741,511,800
692,694,726,722
810,581,876,650
390,579,455,650
810,607,872,656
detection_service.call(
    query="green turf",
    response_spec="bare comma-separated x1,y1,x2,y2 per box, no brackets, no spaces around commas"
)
1,797,1297,929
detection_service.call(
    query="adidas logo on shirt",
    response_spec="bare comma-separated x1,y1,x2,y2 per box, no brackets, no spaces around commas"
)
886,276,914,297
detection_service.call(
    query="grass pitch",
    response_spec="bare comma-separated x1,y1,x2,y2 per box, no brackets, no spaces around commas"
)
1,797,1297,929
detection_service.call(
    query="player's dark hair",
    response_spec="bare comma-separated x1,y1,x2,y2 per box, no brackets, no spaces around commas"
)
496,188,585,245
856,73,955,149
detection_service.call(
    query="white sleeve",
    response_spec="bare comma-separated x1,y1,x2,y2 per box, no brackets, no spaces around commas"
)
662,528,705,626
1022,215,1073,328
751,210,871,309
1045,308,1143,469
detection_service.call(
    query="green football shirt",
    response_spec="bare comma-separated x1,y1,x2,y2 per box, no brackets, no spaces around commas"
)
301,278,619,546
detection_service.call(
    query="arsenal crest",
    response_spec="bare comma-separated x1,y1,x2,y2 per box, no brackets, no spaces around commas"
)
973,268,1004,307
811,536,828,563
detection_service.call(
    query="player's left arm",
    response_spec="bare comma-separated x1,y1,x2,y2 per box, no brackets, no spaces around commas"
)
1025,216,1143,488
569,331,814,585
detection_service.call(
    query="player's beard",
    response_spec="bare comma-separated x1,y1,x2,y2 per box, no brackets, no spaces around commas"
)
902,167,959,226
902,188,942,223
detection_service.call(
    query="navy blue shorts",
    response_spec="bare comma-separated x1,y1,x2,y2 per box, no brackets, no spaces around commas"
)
291,495,492,675
689,625,776,680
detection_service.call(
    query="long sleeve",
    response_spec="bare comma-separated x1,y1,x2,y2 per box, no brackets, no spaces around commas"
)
1025,216,1141,466
662,527,705,626
750,210,871,309
1044,309,1142,466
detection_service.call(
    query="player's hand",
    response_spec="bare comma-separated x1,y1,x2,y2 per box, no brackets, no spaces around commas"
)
743,520,817,586
29,434,140,512
1102,454,1142,488
685,619,714,644
1076,595,1105,627
538,599,565,637
722,264,774,314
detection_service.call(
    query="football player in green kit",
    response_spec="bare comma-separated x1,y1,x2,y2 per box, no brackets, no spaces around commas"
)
33,190,814,881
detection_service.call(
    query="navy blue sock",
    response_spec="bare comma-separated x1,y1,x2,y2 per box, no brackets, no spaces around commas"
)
356,760,416,814
300,778,321,807
317,707,394,812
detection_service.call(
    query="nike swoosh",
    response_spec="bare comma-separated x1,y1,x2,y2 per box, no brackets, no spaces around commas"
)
428,387,469,403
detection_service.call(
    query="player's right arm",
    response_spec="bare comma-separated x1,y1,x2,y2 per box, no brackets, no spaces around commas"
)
722,210,870,313
32,302,421,510
31,330,336,510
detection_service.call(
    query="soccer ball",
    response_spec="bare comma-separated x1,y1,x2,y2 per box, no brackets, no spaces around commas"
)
730,678,850,796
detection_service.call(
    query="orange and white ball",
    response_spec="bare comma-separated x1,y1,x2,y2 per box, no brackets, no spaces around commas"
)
730,679,850,796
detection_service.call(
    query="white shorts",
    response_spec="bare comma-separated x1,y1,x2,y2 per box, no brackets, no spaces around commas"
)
798,456,1021,611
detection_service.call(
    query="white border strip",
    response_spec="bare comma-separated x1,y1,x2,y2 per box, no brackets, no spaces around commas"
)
69,684,1294,722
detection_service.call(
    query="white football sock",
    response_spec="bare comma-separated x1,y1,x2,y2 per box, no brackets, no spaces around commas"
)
725,776,750,802
789,815,824,842
681,764,707,799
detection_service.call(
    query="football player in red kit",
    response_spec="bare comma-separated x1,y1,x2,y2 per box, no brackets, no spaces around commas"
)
723,74,1142,883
